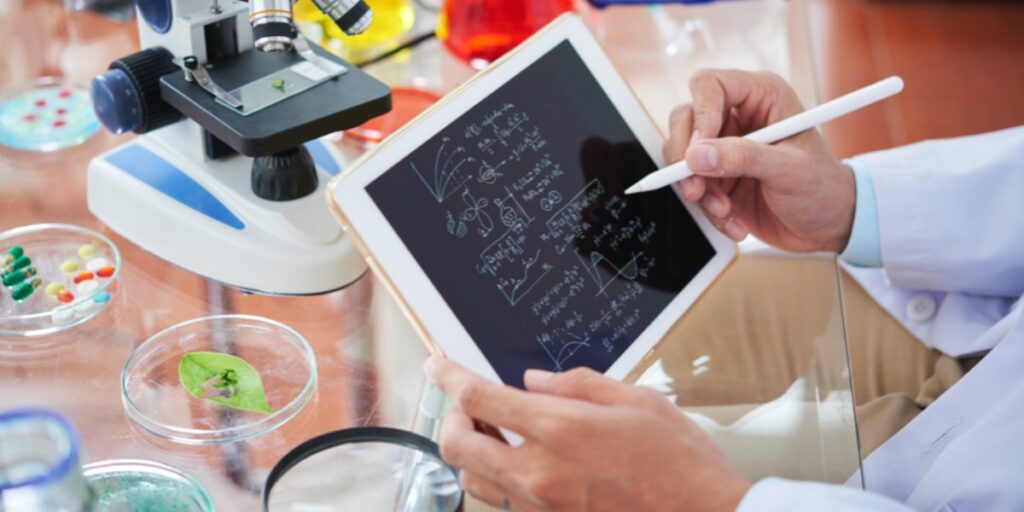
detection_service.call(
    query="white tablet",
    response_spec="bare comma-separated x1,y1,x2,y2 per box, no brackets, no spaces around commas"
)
329,14,736,389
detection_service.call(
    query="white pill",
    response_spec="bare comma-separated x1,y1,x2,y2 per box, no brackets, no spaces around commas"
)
73,299,102,317
51,306,75,325
85,258,111,273
76,280,100,295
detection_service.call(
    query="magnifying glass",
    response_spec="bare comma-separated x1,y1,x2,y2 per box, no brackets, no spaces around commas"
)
262,426,463,512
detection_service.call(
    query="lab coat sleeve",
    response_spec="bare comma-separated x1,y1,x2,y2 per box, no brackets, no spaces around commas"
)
847,125,1024,297
840,163,883,267
737,478,914,512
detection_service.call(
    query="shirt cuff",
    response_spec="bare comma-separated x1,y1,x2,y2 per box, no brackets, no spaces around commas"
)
737,477,914,511
840,160,882,267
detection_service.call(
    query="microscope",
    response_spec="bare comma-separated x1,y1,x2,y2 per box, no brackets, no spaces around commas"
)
86,0,391,295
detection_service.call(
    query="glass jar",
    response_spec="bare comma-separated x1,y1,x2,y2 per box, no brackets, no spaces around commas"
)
0,409,94,511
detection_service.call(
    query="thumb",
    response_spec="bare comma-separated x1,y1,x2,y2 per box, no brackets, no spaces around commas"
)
523,367,641,406
686,137,797,181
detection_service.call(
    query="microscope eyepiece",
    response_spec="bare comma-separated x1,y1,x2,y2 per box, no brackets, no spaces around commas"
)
311,0,374,36
250,0,297,52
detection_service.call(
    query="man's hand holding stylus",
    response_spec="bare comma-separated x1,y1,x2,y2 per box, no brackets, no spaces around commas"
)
666,69,857,253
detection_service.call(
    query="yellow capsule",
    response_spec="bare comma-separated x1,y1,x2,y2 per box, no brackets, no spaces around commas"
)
78,244,98,259
45,282,65,297
60,260,80,274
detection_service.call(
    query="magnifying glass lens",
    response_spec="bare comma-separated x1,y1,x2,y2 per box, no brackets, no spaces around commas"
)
265,428,462,512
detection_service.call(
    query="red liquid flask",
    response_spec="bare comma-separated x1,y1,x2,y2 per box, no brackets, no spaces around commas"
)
438,0,575,67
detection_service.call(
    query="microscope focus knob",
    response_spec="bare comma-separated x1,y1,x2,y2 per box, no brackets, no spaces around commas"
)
90,47,181,135
251,146,319,202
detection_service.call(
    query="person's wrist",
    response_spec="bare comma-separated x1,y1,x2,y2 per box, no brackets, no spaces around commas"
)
822,162,857,252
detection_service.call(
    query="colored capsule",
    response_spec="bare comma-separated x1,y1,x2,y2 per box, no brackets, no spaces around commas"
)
93,290,111,304
85,258,110,273
76,280,99,295
74,298,102,316
77,244,98,259
44,282,65,297
11,278,41,301
2,255,31,274
2,245,24,266
73,271,94,284
51,306,75,325
60,260,80,274
96,265,116,279
3,267,37,287
57,289,74,303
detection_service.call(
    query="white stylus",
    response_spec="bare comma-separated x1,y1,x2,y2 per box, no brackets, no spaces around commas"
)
624,76,905,194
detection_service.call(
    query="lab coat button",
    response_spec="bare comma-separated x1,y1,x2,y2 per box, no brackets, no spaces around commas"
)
907,294,937,323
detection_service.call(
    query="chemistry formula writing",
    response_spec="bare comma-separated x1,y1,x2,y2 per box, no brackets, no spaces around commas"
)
366,41,715,386
408,102,660,370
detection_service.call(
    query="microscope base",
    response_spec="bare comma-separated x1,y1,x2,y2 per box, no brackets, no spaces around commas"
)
87,135,366,295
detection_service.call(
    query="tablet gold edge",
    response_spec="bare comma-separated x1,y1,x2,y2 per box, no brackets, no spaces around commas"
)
326,180,443,356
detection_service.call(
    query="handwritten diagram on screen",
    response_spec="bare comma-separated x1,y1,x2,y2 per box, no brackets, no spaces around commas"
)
367,41,716,388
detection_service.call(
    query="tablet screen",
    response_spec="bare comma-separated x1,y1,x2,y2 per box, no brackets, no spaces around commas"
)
367,41,716,388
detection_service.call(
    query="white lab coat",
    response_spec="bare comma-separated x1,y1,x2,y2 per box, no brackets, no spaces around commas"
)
738,125,1024,511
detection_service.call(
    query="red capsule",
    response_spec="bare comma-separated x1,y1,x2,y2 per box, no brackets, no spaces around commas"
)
73,271,94,284
57,289,74,303
96,265,115,278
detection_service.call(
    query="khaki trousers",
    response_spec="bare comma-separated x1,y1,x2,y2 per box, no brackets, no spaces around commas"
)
633,254,967,458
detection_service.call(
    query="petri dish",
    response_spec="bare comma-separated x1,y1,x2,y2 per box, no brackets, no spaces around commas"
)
0,224,122,338
83,459,214,512
0,77,100,155
121,315,318,445
344,87,440,145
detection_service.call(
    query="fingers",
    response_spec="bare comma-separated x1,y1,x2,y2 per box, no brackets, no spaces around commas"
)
678,176,706,202
426,357,567,439
439,407,520,483
688,69,804,139
686,137,800,182
522,367,638,406
665,105,695,164
523,368,674,414
461,472,511,509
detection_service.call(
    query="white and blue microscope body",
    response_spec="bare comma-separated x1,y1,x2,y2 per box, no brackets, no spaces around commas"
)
87,0,390,295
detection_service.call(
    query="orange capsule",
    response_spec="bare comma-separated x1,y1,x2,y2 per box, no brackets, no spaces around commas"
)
96,265,115,278
73,271,94,284
57,289,75,303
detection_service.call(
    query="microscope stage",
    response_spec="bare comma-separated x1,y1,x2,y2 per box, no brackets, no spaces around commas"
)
160,44,391,157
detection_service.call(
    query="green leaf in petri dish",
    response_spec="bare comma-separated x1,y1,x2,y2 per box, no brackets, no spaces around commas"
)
178,352,273,414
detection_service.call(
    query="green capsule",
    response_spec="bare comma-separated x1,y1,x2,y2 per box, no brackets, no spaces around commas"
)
2,246,23,265
1,255,31,274
11,277,41,301
2,267,36,287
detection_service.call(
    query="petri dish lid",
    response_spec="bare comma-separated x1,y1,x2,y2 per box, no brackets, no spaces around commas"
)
83,459,214,512
0,224,122,339
264,426,463,512
121,315,317,445
0,77,101,155
344,87,440,145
